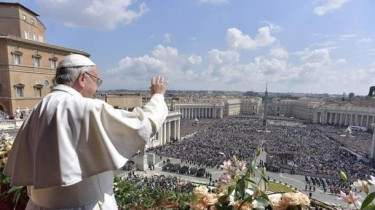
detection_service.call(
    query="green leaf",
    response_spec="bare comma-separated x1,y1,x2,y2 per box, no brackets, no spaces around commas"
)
7,186,23,194
361,192,375,209
260,191,270,201
244,178,257,185
255,197,269,207
228,185,235,195
362,204,375,210
251,161,256,172
238,179,246,200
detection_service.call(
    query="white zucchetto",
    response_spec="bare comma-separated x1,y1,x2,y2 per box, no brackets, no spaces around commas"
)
57,54,96,68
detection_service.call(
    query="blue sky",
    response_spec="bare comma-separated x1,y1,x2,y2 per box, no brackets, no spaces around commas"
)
5,0,375,95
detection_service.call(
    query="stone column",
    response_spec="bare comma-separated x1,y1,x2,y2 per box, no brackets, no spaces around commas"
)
163,122,167,145
371,123,375,161
174,120,177,139
177,119,181,140
158,126,163,145
166,122,171,143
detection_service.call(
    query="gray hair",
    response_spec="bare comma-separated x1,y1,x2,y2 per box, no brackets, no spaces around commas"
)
54,66,93,86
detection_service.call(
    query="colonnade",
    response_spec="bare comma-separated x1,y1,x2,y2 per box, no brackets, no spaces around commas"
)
314,109,375,129
148,112,181,148
177,105,224,119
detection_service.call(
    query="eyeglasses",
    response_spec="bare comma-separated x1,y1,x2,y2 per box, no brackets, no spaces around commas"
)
84,72,102,87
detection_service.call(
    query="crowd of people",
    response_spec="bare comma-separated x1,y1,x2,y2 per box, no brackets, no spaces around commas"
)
315,124,372,157
180,118,221,137
305,175,355,196
154,117,262,169
152,116,375,180
161,163,207,178
123,174,196,193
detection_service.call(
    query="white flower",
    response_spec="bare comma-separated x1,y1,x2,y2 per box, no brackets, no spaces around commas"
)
368,175,375,185
352,180,369,194
220,160,232,171
237,161,247,171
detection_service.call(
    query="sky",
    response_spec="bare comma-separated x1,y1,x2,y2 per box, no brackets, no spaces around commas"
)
4,0,375,95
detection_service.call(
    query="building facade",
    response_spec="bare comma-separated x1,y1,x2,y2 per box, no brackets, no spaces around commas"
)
95,93,142,110
313,105,375,129
0,2,89,118
240,97,262,115
273,98,375,130
176,102,225,119
272,98,322,121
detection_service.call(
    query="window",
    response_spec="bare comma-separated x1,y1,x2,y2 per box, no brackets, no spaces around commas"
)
24,31,29,39
14,83,25,97
33,34,37,41
33,57,41,67
13,54,21,65
17,87,23,97
22,15,26,21
50,53,58,69
50,59,57,69
30,19,34,25
12,46,22,65
33,51,42,67
34,83,43,97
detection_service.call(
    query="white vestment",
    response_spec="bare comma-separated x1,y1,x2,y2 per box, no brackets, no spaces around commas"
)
4,85,168,209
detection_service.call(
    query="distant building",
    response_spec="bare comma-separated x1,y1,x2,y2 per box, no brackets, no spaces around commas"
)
240,97,262,115
174,97,262,119
348,92,355,100
273,97,375,130
95,93,142,110
0,2,89,118
272,98,322,121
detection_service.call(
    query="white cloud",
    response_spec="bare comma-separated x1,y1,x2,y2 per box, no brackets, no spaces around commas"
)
254,57,288,75
199,0,228,4
108,45,202,88
207,49,240,65
163,33,173,43
339,34,358,39
226,26,277,50
269,47,289,59
357,38,372,44
335,59,346,64
36,0,149,30
314,0,352,16
300,48,332,64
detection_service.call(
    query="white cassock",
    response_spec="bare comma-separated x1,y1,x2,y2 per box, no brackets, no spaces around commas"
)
4,85,168,209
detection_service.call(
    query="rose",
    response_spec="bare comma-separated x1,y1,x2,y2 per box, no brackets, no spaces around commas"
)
202,193,218,206
296,192,310,206
280,192,300,206
193,185,209,198
191,202,207,210
233,200,252,210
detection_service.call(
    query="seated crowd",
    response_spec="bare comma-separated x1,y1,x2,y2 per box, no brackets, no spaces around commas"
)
152,116,375,179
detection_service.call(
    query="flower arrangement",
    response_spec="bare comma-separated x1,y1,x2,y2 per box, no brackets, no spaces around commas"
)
0,132,13,166
190,148,311,210
338,171,375,210
268,192,310,210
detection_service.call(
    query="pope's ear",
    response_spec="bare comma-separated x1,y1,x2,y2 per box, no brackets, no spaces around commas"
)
78,73,85,87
